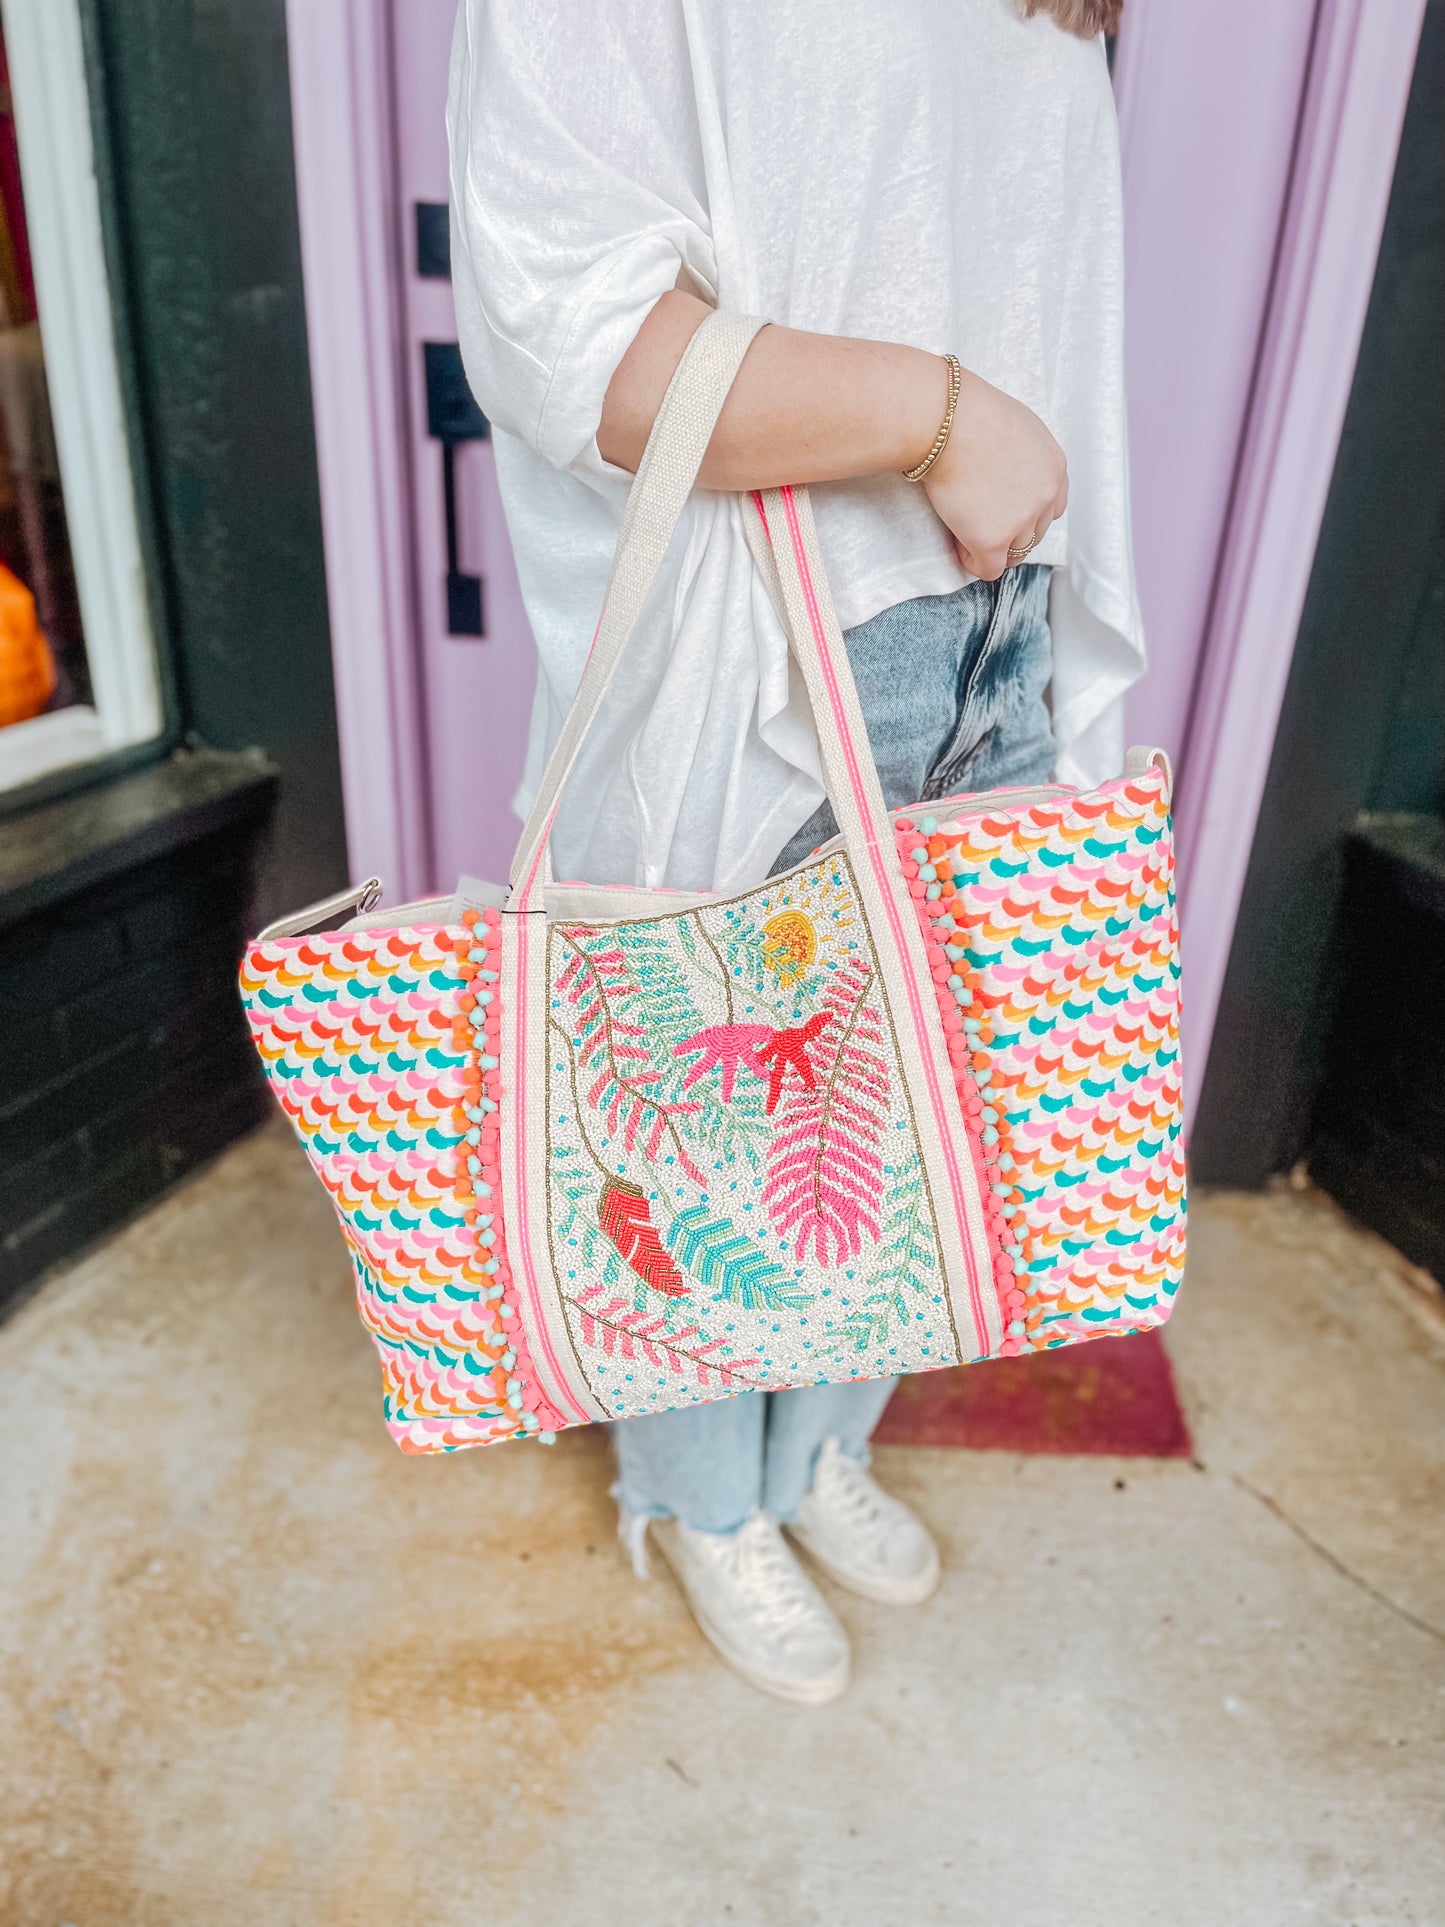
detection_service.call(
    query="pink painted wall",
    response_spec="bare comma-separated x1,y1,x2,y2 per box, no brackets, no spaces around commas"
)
1169,0,1428,1097
390,2,537,893
1114,0,1428,1121
1114,0,1320,760
284,0,432,901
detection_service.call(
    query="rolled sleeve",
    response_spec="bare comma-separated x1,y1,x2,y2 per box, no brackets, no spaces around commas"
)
448,0,714,491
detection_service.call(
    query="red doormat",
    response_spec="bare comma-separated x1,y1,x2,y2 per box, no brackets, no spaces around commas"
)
874,1330,1192,1457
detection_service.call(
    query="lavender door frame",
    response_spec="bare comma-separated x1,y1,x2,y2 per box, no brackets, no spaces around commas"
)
284,0,1424,1084
283,0,431,903
1114,0,1427,1124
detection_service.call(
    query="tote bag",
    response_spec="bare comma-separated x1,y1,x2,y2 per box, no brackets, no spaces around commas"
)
241,312,1185,1452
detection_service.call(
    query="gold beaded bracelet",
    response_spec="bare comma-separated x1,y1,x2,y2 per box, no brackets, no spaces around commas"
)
902,353,963,483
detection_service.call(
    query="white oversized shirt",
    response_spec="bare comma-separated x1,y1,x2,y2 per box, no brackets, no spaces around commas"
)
448,0,1144,891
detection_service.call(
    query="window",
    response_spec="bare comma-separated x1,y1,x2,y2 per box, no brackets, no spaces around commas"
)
0,0,161,794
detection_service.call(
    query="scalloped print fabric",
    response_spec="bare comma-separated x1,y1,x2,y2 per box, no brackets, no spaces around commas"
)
240,917,566,1453
541,853,961,1418
901,765,1186,1352
240,771,1184,1453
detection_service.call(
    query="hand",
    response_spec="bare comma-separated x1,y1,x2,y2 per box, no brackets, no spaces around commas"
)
921,367,1068,582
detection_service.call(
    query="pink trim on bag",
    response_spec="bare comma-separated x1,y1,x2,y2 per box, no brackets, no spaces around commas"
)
895,822,1027,1354
502,610,613,1425
762,487,989,1351
452,909,569,1435
505,903,592,1425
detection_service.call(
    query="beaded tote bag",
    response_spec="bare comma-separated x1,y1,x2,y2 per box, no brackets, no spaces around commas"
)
240,312,1186,1453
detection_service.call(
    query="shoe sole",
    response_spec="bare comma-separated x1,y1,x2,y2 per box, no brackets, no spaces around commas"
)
654,1535,852,1706
784,1527,942,1607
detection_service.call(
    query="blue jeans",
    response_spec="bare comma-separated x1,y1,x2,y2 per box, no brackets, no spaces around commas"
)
613,564,1055,1537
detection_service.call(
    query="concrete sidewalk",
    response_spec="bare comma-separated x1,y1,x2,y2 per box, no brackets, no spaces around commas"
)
2,1119,1441,1926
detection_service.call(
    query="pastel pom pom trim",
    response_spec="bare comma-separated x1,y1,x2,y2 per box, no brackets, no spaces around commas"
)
451,906,566,1440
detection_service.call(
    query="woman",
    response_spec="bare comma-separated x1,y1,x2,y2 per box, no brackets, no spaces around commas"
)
448,0,1140,1703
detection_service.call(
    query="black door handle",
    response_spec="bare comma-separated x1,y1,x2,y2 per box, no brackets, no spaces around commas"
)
424,340,490,637
414,201,451,279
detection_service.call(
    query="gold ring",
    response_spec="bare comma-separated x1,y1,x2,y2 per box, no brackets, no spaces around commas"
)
1007,535,1039,563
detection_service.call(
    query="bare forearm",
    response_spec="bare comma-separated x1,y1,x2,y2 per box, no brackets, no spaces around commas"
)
598,290,947,489
597,288,1070,582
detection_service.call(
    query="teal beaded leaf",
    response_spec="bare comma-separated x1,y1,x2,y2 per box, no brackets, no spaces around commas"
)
666,1204,814,1312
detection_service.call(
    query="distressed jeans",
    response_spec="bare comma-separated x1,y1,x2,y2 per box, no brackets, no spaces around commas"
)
613,564,1056,1537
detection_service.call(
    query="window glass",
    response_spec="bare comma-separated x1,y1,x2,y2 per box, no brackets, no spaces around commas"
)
0,24,92,733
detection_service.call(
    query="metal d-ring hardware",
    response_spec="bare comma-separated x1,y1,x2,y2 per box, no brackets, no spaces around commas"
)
256,877,385,943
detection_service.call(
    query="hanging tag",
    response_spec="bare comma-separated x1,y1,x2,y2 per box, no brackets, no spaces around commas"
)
447,874,509,924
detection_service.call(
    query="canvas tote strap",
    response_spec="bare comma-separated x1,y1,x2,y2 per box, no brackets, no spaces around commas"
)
509,310,769,907
505,308,997,1354
739,488,900,871
744,481,1001,1357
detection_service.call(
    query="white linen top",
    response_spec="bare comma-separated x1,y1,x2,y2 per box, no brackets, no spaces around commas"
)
448,0,1144,892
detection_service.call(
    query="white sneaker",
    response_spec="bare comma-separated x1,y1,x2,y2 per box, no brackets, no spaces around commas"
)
786,1437,941,1605
651,1510,851,1705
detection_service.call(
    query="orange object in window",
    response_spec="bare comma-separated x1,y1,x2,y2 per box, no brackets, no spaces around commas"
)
0,560,55,726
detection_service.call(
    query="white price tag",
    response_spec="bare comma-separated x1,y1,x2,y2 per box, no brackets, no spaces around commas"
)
446,874,509,924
